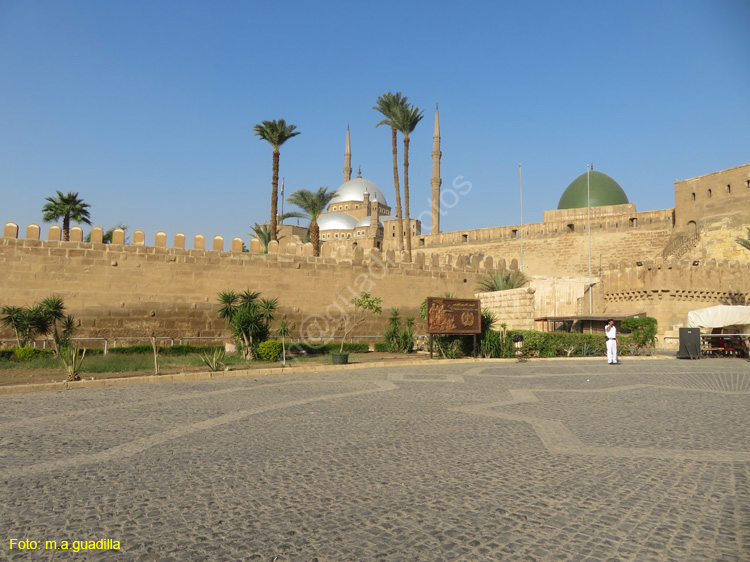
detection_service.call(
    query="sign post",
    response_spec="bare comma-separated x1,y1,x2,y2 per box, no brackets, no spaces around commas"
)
425,297,482,358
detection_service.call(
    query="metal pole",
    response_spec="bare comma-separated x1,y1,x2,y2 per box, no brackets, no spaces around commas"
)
519,164,523,271
587,165,592,317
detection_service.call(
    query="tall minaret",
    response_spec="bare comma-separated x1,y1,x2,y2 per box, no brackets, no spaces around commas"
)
430,104,442,234
344,125,352,182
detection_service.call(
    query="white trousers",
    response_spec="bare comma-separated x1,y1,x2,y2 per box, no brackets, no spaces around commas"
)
607,339,618,363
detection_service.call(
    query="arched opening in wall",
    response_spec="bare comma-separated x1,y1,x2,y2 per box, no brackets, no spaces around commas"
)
567,224,575,233
512,229,518,238
688,220,697,235
462,233,468,242
746,180,750,189
376,241,381,249
692,192,696,201
419,238,425,246
727,184,731,194
629,218,637,228
708,189,712,198
352,242,358,247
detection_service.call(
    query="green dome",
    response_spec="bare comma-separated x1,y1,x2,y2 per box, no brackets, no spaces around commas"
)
557,170,629,209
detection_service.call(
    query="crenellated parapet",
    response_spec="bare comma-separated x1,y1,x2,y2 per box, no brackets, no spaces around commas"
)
601,257,749,315
412,208,674,249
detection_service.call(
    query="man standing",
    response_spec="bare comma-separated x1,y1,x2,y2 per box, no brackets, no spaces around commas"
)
605,319,619,364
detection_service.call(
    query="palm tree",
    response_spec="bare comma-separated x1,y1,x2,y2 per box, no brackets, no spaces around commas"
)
392,103,424,262
0,305,26,347
249,223,272,253
41,191,92,241
285,187,338,256
257,297,279,327
736,227,750,252
276,319,291,367
253,120,300,242
476,270,528,292
373,92,409,251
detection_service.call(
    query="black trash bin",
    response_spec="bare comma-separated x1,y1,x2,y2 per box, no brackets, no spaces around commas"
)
677,327,700,359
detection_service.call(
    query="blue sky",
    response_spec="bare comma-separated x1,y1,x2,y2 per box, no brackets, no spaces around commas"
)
1,0,748,246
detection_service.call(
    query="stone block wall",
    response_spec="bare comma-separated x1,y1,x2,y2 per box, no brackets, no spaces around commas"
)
477,287,536,331
674,163,750,232
0,237,498,345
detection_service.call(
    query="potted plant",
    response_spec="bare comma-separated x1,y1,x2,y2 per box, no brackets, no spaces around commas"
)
332,291,382,364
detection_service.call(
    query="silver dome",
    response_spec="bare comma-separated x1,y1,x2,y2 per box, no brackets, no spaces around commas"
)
355,216,384,228
329,177,388,207
318,212,358,231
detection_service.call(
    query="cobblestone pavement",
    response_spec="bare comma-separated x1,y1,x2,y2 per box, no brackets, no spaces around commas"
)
1,359,749,561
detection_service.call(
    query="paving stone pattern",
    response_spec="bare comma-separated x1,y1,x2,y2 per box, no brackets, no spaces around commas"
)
1,359,749,561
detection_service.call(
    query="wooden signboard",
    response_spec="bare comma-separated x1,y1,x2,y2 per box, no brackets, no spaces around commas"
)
426,297,481,335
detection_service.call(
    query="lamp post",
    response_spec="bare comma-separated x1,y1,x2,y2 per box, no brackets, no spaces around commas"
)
587,165,592,317
519,164,524,271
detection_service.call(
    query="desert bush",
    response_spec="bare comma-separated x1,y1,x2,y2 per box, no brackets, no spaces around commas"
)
199,348,226,371
14,347,54,361
257,340,283,362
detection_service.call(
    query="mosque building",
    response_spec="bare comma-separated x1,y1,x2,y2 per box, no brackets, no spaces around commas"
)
312,109,444,251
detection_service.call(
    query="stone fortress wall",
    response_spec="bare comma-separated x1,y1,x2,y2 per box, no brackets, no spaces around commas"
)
1,164,748,345
0,234,501,345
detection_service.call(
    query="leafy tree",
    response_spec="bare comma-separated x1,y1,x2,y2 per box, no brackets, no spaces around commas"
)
276,319,291,366
736,227,750,252
285,187,338,256
373,92,409,251
391,103,424,262
476,270,528,292
253,119,300,242
620,317,658,349
41,191,92,241
338,291,382,353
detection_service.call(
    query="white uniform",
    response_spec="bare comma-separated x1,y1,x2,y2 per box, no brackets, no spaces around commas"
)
606,325,618,364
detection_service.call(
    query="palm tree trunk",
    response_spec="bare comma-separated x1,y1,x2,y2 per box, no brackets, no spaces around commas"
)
391,126,404,252
311,221,320,257
270,149,280,241
63,215,70,242
403,135,412,262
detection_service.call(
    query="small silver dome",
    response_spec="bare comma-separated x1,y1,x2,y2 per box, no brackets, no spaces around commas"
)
318,212,358,231
355,216,384,228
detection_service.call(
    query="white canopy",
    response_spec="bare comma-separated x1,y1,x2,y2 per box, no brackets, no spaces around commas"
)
687,305,750,329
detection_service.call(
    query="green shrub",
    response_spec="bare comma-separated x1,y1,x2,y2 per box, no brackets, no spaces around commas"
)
620,317,658,348
257,340,283,362
108,343,224,356
0,349,16,361
374,342,388,352
14,347,54,361
109,344,154,355
289,342,369,355
506,330,610,357
383,309,415,353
